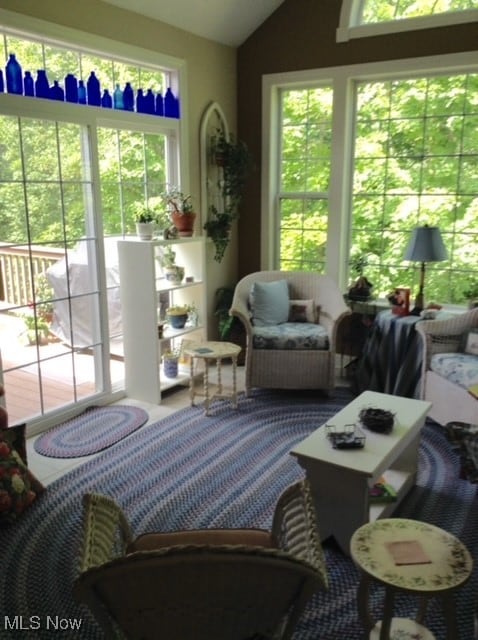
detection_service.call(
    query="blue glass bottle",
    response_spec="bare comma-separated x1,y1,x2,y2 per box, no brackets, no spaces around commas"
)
78,80,87,105
86,72,101,106
0,70,4,93
35,69,50,99
65,74,78,103
113,84,124,109
136,89,145,113
6,53,23,95
155,92,164,116
123,82,134,111
101,89,112,108
23,71,34,97
50,80,64,101
164,87,178,118
144,89,155,114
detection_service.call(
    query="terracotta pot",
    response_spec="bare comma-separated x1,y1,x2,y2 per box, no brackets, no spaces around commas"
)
172,212,196,237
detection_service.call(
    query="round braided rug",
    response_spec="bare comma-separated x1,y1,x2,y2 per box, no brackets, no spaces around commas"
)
33,405,149,458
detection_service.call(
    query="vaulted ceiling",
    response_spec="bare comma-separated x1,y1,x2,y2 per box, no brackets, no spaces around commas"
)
102,0,285,47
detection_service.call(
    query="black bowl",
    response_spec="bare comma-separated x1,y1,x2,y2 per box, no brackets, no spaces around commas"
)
359,408,394,434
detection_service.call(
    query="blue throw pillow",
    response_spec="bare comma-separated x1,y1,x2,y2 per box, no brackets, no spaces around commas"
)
250,280,289,326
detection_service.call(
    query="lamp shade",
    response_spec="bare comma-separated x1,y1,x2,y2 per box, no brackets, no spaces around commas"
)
403,226,448,263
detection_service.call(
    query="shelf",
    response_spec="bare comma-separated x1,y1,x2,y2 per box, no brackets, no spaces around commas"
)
369,469,414,522
118,237,206,404
155,278,203,292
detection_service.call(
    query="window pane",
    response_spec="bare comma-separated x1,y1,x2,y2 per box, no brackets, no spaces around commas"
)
278,87,333,270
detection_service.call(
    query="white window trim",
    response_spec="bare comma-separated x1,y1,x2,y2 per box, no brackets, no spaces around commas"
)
337,0,478,42
0,7,189,192
262,51,478,288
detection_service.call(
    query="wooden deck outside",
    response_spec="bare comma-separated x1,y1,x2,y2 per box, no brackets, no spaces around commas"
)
1,312,123,425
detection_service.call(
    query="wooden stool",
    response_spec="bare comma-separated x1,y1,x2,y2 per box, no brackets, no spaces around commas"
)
350,518,473,640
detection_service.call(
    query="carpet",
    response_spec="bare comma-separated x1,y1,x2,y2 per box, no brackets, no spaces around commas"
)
33,405,149,457
2,388,476,639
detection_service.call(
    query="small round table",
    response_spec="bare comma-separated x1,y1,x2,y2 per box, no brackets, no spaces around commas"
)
182,341,241,415
350,518,473,640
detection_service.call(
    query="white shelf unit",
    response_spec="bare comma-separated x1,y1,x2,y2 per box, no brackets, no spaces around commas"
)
118,237,207,403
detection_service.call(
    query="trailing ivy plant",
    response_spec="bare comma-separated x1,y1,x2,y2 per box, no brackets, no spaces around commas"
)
203,130,252,262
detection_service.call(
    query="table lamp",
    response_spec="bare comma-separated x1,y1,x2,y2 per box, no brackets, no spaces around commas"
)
403,225,447,314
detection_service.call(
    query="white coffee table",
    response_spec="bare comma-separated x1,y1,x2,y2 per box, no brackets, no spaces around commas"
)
290,391,431,554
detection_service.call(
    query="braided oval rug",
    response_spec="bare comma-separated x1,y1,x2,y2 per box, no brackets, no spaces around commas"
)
33,405,149,457
2,388,477,639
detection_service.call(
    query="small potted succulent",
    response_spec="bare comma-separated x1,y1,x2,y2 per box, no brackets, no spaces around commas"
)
162,188,196,237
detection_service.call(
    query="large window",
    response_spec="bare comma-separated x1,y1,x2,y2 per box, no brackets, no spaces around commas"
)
351,73,478,303
0,22,181,428
264,53,478,304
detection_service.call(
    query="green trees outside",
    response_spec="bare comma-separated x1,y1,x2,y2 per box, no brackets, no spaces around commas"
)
0,36,168,247
362,0,477,23
279,74,478,304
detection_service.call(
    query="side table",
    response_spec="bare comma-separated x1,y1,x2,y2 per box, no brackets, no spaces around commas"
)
350,518,473,640
182,341,241,415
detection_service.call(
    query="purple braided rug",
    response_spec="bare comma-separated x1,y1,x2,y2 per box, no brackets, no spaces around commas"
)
2,388,477,639
33,405,149,457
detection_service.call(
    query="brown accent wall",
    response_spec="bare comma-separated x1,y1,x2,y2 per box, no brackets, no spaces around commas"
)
237,0,478,277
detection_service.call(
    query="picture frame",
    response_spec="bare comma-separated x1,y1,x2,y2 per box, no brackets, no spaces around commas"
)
389,287,410,316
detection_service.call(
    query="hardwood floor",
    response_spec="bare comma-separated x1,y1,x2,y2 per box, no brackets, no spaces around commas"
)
1,312,123,425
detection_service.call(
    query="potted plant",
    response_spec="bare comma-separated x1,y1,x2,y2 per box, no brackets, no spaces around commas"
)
162,346,181,378
157,246,185,284
32,273,54,323
347,255,373,301
133,202,156,240
204,130,252,262
166,305,189,329
20,313,50,346
162,188,196,237
214,286,245,364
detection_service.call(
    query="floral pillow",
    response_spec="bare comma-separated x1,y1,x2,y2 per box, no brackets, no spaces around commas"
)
0,422,45,525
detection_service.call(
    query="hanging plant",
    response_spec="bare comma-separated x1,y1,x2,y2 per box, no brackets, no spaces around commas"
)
203,130,252,262
203,208,233,263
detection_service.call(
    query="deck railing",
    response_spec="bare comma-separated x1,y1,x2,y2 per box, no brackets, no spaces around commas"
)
0,243,64,308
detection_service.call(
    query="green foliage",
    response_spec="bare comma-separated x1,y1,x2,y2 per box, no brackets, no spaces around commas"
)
204,130,252,262
280,74,478,303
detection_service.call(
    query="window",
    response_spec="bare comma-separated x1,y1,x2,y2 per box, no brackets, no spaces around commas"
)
361,0,478,23
278,87,333,271
263,52,478,304
0,22,182,426
337,0,478,41
351,73,478,303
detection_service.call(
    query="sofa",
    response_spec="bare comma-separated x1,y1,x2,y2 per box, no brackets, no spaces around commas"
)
416,308,478,426
230,271,350,396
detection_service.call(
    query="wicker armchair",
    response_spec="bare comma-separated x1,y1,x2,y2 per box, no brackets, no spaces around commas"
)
74,480,328,640
416,307,478,425
230,271,350,396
